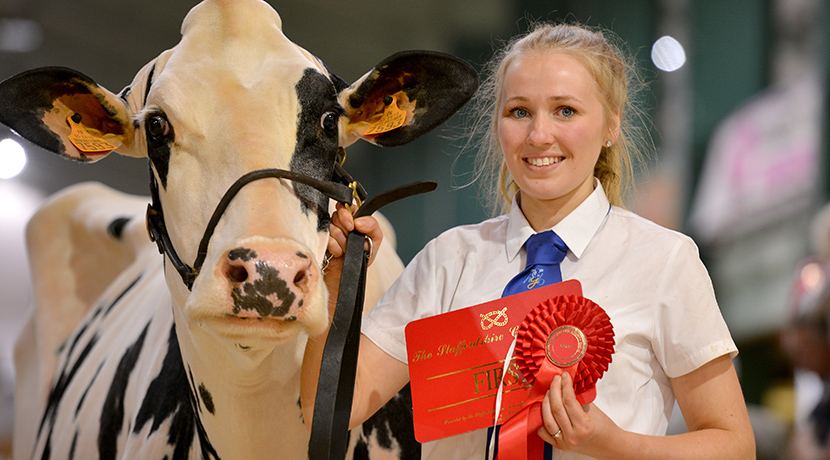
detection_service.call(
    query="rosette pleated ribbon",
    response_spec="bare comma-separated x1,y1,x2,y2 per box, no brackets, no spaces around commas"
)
497,295,614,460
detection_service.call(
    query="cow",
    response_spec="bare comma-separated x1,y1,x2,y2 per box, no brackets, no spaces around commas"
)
0,0,477,459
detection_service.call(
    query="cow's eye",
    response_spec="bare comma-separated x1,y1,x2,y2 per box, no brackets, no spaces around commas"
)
147,115,171,139
321,111,338,133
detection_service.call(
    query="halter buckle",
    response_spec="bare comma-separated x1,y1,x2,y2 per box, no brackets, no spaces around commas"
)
347,181,363,211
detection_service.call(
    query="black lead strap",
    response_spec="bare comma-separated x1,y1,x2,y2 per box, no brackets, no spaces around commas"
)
309,180,437,460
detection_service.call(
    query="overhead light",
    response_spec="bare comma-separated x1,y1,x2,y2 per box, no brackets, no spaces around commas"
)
0,138,26,179
651,35,686,72
0,18,43,53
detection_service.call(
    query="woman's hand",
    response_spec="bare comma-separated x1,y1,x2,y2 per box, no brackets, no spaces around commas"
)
537,372,620,457
537,355,755,459
327,202,384,264
323,202,385,315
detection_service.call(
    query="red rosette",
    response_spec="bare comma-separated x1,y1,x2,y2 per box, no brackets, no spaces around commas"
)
513,295,615,404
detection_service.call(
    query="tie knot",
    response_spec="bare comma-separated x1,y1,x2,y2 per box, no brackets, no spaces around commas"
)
525,231,567,267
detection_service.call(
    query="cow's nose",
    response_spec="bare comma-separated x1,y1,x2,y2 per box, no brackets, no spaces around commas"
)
221,245,318,319
223,248,311,286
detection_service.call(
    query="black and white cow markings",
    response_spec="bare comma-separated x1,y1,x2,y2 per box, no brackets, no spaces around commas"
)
351,386,420,460
2,1,477,459
36,274,147,458
290,68,344,230
227,246,307,319
133,327,219,460
42,274,146,441
38,271,221,460
231,263,300,319
100,324,149,458
197,384,215,416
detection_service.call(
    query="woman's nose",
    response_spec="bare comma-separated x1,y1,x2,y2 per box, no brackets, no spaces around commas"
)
526,117,555,147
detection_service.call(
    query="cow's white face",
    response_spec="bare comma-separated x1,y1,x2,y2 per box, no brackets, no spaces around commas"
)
0,0,477,370
137,1,335,348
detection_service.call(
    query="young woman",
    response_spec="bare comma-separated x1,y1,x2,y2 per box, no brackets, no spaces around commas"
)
303,22,755,459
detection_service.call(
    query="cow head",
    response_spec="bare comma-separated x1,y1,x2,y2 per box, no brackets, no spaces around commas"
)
0,0,476,356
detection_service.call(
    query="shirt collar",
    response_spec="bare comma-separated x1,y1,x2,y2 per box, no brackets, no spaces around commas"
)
505,178,611,262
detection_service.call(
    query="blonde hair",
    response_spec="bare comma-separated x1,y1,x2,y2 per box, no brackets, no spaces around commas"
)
468,22,650,215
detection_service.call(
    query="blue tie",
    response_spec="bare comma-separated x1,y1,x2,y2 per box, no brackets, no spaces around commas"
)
503,231,568,297
488,231,568,460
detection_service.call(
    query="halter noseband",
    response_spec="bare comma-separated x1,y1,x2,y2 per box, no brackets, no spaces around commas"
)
145,161,362,291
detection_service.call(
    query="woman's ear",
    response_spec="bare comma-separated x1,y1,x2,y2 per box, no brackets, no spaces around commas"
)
607,109,621,144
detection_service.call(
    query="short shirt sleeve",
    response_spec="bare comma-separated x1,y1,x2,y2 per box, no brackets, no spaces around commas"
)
652,236,737,378
362,239,444,364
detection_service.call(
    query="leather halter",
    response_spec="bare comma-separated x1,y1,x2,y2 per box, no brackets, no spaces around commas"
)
145,159,360,290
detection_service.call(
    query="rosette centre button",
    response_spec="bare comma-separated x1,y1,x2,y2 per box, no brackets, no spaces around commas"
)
546,325,587,367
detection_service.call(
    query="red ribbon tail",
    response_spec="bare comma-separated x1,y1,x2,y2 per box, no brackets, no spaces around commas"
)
527,402,546,459
497,363,560,460
497,360,585,460
496,404,531,460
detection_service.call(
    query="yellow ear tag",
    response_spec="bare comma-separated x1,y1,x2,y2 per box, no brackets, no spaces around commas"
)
67,114,118,154
363,96,407,136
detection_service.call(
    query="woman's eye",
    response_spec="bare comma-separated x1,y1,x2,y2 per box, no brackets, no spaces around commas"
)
147,115,170,139
509,107,529,119
560,107,575,118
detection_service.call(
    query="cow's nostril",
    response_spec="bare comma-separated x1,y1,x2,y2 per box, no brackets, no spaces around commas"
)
293,269,306,286
227,265,248,283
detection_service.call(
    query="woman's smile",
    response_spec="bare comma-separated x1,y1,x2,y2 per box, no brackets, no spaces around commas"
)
525,156,564,167
498,51,618,229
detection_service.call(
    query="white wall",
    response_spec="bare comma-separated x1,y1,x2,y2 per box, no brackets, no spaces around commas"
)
0,179,41,457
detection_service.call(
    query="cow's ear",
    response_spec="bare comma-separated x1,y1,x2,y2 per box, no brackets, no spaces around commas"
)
338,51,478,147
0,67,138,162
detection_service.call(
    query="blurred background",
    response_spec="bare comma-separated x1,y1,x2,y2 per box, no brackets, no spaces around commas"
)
0,0,827,458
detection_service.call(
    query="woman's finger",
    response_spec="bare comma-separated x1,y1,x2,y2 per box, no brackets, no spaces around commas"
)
334,203,355,232
354,216,383,265
327,202,385,266
537,373,574,447
560,372,589,417
539,391,562,444
326,230,345,258
327,221,347,258
550,374,574,433
327,203,353,258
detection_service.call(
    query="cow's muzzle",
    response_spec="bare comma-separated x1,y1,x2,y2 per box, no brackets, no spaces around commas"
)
146,165,356,290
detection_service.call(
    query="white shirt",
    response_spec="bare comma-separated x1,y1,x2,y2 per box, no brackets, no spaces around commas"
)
363,182,738,460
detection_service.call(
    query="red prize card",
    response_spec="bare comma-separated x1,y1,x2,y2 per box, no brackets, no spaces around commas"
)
404,280,582,442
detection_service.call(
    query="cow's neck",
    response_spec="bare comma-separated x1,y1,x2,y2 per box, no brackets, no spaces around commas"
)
172,304,310,459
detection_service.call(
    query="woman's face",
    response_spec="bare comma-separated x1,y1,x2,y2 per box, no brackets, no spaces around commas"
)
498,51,618,224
